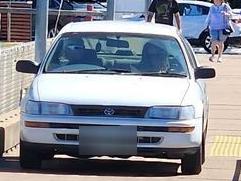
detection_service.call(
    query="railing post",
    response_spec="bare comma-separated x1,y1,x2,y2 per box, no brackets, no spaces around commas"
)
7,4,11,42
35,0,49,63
106,0,115,20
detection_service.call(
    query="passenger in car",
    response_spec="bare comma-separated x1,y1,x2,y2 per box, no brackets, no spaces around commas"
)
134,40,169,72
63,38,102,66
45,38,85,71
63,37,85,63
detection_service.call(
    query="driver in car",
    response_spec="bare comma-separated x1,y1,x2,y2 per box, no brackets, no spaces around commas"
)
133,40,170,73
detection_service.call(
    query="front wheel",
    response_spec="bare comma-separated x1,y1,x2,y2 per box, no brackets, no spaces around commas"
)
200,30,229,54
181,146,202,175
20,141,42,169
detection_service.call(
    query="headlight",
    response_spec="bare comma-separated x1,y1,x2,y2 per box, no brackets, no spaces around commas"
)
22,100,73,115
147,106,195,120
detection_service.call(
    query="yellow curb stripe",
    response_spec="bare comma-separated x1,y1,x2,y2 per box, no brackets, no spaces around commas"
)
210,136,241,157
234,143,239,156
230,142,235,157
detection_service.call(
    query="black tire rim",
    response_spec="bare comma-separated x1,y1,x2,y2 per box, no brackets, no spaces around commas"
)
204,35,211,51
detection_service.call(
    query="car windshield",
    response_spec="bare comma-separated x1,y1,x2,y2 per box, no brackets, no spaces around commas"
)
44,33,188,77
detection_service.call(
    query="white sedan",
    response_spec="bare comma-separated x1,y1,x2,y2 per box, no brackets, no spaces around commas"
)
178,0,241,53
16,21,215,175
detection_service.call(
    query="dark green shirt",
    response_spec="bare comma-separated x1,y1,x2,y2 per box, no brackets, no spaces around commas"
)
148,0,179,25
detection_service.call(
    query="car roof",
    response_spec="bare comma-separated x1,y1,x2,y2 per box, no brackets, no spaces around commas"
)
177,0,212,7
59,21,179,38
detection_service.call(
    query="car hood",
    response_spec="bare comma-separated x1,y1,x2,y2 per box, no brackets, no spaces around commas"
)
34,74,190,106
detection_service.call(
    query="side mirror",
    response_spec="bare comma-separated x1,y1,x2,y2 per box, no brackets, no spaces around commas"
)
195,66,216,79
16,60,39,74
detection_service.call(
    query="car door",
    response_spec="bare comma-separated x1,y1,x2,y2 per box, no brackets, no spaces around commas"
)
179,3,209,39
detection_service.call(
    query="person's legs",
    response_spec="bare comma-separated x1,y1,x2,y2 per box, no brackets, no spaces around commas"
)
209,30,219,62
210,41,217,61
217,41,224,62
217,30,228,63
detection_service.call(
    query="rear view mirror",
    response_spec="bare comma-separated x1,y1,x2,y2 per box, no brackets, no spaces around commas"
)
195,66,216,79
16,60,39,74
106,38,129,48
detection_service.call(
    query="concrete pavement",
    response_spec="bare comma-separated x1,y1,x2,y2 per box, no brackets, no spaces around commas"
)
194,46,241,55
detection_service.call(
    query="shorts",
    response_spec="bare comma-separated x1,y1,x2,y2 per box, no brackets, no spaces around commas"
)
210,29,228,42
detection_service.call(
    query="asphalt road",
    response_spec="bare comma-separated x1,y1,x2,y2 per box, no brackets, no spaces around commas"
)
1,54,241,181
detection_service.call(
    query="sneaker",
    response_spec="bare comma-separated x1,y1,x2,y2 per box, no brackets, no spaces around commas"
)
217,58,222,63
209,56,214,62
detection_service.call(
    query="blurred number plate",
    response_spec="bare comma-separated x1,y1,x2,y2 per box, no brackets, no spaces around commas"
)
79,126,137,156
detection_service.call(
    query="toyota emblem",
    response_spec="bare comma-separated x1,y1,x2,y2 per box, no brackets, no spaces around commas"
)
104,108,115,116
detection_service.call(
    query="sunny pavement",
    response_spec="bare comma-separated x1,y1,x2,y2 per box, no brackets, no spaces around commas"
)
197,54,241,181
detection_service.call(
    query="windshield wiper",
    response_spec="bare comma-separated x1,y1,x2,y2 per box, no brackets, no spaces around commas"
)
139,72,187,77
106,68,132,73
62,68,132,74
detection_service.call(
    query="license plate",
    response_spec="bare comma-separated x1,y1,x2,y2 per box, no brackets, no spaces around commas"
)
79,126,137,156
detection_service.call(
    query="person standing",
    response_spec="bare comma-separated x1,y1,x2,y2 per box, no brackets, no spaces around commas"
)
206,0,233,63
146,0,181,31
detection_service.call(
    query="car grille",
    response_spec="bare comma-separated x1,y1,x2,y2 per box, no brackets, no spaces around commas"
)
55,134,161,144
55,134,79,141
71,105,148,118
137,137,162,144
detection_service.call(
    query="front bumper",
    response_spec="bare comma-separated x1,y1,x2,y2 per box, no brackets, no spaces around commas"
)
20,113,203,157
228,36,241,45
21,141,200,159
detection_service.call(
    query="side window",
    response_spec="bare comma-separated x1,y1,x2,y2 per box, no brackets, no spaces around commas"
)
49,0,59,9
180,36,197,69
183,4,192,16
202,6,209,15
182,4,205,16
178,3,185,16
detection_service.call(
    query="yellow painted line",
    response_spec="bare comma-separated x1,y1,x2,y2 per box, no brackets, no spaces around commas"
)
210,136,241,157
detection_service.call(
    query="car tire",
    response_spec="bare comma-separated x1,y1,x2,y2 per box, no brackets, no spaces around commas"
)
202,135,206,164
20,141,42,169
181,146,202,175
202,119,208,164
200,30,229,54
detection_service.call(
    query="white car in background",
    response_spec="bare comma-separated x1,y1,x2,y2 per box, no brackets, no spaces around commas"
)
117,0,241,53
178,0,241,53
16,21,215,174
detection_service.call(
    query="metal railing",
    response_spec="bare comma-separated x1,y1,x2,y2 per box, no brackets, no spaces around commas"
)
0,6,106,41
0,7,105,17
0,3,149,115
0,6,105,115
0,41,52,115
0,43,32,114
